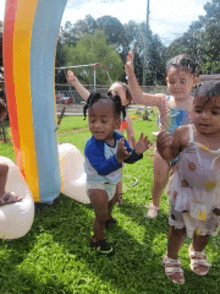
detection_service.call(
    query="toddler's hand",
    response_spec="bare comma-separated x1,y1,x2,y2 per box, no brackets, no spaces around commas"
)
116,138,132,163
157,131,172,155
132,133,151,155
66,70,78,86
125,50,135,77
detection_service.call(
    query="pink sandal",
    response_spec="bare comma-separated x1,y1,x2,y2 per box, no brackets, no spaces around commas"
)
0,192,22,207
188,245,211,276
146,203,159,219
162,255,185,284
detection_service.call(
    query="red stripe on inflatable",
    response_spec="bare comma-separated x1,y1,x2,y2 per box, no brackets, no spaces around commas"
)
3,0,22,170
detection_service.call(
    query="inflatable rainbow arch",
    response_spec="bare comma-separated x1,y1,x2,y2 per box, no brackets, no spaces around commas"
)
1,0,90,239
3,0,68,203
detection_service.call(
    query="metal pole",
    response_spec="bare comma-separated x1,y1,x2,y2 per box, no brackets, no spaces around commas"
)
143,0,150,87
94,67,96,91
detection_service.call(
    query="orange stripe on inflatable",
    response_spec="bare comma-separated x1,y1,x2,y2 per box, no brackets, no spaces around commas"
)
13,0,39,201
3,0,21,167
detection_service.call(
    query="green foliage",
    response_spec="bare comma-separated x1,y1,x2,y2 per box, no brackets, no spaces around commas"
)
63,30,124,84
167,0,220,74
57,15,167,85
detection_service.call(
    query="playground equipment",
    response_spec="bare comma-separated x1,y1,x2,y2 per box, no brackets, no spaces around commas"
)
56,62,112,92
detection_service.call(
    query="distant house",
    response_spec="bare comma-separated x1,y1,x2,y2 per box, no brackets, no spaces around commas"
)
200,74,220,83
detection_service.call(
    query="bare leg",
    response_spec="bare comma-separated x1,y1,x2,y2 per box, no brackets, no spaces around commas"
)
163,226,186,284
116,170,123,205
151,152,170,208
88,189,108,241
192,232,209,252
107,184,119,219
167,226,186,259
147,152,170,218
0,164,8,197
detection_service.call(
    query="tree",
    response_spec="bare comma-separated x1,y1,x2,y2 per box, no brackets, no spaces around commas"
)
96,15,129,56
167,0,220,74
63,30,124,84
124,21,166,85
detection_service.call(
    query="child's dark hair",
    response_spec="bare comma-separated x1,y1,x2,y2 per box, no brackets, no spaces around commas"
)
195,80,220,103
166,54,200,77
83,91,126,120
108,81,132,106
0,98,7,120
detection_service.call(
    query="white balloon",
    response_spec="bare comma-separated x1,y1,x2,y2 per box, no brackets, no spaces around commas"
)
0,157,35,240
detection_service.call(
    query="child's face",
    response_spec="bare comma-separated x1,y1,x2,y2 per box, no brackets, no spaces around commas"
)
166,67,199,100
192,95,220,135
88,99,120,142
109,83,128,106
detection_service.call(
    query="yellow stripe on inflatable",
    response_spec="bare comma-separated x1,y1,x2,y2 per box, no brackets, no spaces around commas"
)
13,0,39,200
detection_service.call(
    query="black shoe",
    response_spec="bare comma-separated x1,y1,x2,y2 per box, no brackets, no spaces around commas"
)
91,237,114,255
105,218,117,228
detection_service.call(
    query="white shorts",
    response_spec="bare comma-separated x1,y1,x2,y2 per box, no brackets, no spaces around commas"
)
86,181,117,201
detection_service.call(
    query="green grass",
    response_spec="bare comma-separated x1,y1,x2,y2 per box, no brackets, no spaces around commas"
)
0,112,220,293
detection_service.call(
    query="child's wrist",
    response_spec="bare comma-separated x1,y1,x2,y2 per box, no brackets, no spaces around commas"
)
126,74,135,80
115,155,122,164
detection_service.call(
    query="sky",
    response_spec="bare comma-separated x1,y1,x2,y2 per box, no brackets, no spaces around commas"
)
0,0,209,46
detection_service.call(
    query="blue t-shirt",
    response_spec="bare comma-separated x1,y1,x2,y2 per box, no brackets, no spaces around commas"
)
84,131,143,185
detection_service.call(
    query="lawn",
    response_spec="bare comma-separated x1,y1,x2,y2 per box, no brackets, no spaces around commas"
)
0,110,220,294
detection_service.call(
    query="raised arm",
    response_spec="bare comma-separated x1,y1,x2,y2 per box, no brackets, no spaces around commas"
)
66,70,90,101
125,51,165,107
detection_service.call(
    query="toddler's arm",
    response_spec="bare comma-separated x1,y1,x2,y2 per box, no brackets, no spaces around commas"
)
125,114,135,147
123,133,151,163
66,70,90,101
157,128,182,162
125,51,166,107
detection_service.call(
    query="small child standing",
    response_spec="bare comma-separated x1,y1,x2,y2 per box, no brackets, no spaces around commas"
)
157,81,220,284
83,92,150,255
67,70,135,205
125,51,200,218
0,99,21,206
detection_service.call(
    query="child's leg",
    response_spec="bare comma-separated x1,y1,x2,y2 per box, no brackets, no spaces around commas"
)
107,184,119,219
0,163,8,197
151,152,170,207
167,226,186,259
147,152,170,218
0,164,22,206
163,225,186,284
88,189,108,241
116,178,123,205
189,232,211,275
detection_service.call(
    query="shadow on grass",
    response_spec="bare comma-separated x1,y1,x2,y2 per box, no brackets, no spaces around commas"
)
0,194,219,294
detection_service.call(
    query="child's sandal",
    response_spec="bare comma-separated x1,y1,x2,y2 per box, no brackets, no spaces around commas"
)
162,255,185,284
146,203,159,219
188,245,211,276
116,193,124,206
